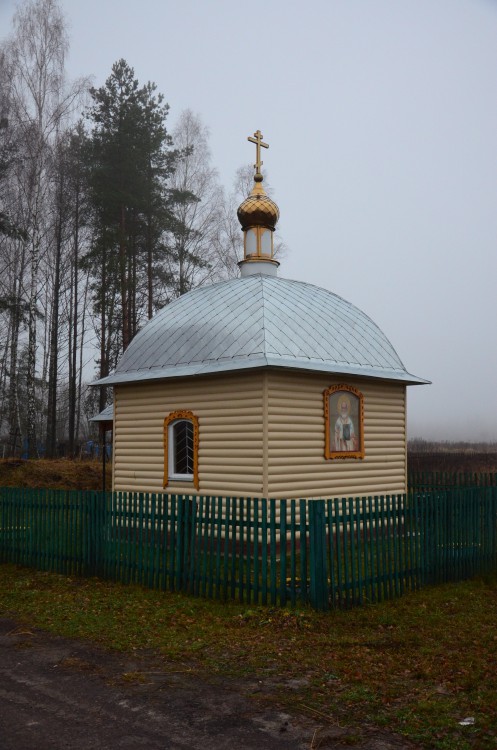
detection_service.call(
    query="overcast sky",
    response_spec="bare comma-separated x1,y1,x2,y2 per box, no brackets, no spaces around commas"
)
2,0,496,441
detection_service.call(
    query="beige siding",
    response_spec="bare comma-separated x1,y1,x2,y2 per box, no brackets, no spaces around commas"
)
114,372,264,495
266,370,407,498
113,367,407,500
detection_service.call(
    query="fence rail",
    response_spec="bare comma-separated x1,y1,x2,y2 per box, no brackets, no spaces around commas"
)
1,486,496,610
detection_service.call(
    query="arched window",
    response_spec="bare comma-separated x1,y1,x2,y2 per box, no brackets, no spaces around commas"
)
163,411,199,489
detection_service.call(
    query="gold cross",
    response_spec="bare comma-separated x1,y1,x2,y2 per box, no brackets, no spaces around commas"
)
247,129,269,174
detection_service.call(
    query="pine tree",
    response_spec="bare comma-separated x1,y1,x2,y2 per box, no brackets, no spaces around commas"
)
85,60,176,377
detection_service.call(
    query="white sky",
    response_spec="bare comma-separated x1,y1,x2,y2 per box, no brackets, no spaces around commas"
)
2,0,497,441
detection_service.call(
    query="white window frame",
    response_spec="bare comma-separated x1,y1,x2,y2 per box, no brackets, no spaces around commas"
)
168,419,194,482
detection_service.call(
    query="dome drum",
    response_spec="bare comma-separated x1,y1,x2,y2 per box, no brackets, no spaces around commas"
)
243,225,274,260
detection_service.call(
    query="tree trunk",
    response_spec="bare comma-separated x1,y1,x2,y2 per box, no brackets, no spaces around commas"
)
68,178,80,457
7,238,26,457
7,296,20,457
0,314,12,437
119,205,130,352
26,236,39,459
45,170,64,458
147,215,153,319
99,244,108,413
75,270,90,445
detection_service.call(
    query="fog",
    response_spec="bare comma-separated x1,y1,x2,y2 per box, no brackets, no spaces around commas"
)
2,0,496,440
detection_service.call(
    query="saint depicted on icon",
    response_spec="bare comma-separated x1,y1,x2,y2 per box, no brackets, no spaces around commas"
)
324,384,364,459
334,393,358,451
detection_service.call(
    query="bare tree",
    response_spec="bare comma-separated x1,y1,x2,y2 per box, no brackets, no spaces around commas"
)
2,0,87,456
162,110,225,299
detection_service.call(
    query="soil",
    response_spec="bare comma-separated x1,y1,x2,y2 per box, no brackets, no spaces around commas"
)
0,618,418,750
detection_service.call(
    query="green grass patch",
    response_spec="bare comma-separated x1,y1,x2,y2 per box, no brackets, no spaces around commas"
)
1,563,497,749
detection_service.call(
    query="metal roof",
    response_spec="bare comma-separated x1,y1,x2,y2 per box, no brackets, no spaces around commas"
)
89,404,114,422
94,274,428,387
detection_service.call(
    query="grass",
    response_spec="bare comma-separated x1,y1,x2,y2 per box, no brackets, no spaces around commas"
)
0,459,110,490
1,563,497,749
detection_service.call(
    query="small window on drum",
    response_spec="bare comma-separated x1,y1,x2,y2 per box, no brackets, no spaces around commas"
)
164,411,199,489
260,228,272,256
245,228,257,256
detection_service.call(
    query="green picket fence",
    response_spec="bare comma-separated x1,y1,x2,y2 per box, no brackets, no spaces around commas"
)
0,488,104,577
0,486,496,610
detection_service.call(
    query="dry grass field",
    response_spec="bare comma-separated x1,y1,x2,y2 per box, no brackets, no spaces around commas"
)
0,442,495,494
0,458,110,491
408,449,497,475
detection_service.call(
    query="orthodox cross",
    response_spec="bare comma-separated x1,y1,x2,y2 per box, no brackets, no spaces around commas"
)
247,130,268,174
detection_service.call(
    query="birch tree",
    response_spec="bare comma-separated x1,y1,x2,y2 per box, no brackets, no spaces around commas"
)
2,0,86,456
161,110,224,299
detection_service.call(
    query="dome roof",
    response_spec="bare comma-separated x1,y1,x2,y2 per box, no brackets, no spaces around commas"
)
96,274,427,386
237,192,280,231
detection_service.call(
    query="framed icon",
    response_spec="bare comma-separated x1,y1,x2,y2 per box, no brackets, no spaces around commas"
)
324,384,364,459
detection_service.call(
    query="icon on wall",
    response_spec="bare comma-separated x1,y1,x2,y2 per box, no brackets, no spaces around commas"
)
324,384,365,459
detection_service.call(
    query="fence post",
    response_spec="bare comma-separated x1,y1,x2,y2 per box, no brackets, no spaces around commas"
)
87,491,106,577
174,495,195,592
308,500,329,611
175,496,185,591
98,491,107,576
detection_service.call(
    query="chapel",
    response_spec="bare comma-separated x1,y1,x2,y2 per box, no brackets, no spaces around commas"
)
96,131,427,499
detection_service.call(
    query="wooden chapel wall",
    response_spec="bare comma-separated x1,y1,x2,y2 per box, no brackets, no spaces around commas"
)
265,369,407,498
112,368,407,499
113,371,265,495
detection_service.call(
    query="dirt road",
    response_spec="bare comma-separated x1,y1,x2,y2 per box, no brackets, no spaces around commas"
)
0,618,416,749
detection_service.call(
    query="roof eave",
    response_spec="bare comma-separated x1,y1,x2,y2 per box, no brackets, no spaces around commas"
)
91,357,430,387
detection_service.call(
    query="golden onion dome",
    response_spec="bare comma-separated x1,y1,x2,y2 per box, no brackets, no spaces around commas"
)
237,177,280,231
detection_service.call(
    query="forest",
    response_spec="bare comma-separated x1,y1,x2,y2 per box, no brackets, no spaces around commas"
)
0,0,278,460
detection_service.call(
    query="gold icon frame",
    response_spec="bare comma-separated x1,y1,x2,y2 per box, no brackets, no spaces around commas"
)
324,384,365,460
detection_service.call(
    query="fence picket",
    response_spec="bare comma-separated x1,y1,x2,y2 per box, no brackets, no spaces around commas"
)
229,497,236,601
290,500,297,608
299,499,308,605
261,499,268,606
239,497,245,603
207,496,215,600
215,496,222,599
222,497,230,601
253,499,260,604
269,499,277,606
355,498,364,606
280,499,287,608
